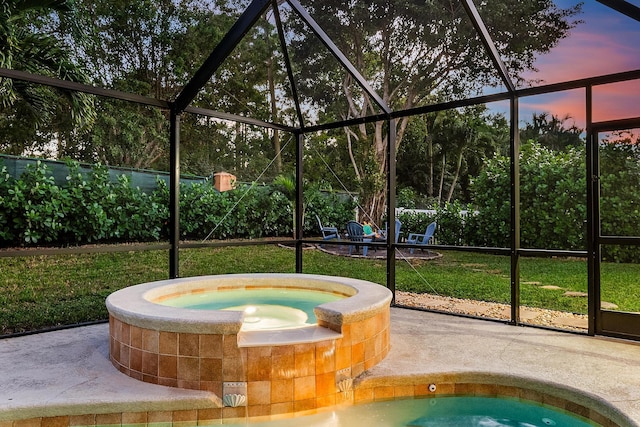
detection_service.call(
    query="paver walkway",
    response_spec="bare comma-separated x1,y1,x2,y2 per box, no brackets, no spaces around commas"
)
396,292,589,331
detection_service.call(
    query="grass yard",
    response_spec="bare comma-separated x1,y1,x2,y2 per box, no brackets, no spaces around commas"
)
1,244,638,335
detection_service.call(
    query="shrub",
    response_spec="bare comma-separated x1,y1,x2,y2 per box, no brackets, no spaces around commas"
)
0,163,180,246
61,162,115,243
3,161,66,244
465,153,511,248
304,190,357,237
0,164,16,242
599,142,640,262
396,201,472,246
468,142,587,251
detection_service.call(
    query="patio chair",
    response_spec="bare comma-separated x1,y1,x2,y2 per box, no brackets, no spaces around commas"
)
346,220,372,256
406,221,436,254
382,218,402,243
316,214,340,241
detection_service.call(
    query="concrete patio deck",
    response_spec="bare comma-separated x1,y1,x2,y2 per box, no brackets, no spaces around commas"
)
1,308,639,425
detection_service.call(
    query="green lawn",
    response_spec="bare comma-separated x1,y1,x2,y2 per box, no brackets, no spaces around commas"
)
1,245,637,335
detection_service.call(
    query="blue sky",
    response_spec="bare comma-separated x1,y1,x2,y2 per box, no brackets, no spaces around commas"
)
495,0,640,128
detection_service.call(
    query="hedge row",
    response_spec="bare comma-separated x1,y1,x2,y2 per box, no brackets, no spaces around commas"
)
2,141,638,263
0,161,356,246
397,142,640,263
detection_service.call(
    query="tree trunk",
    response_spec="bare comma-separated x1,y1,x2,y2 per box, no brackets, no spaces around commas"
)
446,149,464,203
428,134,433,197
438,154,446,204
267,57,282,173
345,127,361,181
342,44,416,226
234,122,242,173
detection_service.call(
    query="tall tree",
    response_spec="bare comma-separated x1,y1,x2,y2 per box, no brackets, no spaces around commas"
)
63,0,188,169
289,0,581,222
397,107,509,205
520,112,583,151
0,0,95,155
65,0,286,174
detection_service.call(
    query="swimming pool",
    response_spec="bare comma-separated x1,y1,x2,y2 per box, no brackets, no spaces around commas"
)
222,396,595,426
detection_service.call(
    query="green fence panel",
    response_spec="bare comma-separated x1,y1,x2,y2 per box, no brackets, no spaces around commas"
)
0,154,208,193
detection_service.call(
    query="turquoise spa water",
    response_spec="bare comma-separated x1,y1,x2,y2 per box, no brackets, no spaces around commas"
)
223,396,595,426
158,288,344,330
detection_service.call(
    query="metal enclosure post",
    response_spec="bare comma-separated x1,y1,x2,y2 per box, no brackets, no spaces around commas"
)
510,97,520,323
386,119,397,302
272,2,304,127
169,109,181,278
585,85,598,335
295,131,304,273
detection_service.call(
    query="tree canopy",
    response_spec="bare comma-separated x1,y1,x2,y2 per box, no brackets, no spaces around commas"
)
0,0,95,156
397,106,509,206
1,0,585,218
286,0,581,222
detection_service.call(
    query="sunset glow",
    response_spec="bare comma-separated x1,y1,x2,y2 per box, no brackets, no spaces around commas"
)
517,0,640,127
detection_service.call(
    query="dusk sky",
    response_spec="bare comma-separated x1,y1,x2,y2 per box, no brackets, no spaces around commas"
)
501,0,640,129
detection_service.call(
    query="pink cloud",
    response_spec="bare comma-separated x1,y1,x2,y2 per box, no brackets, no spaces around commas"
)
519,80,640,129
517,21,640,127
494,5,640,128
525,30,640,84
519,90,586,128
593,80,640,122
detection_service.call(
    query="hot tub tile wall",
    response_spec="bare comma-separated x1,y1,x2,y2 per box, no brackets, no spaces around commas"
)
108,307,391,419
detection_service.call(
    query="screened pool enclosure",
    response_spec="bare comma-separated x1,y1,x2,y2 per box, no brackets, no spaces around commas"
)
1,0,639,340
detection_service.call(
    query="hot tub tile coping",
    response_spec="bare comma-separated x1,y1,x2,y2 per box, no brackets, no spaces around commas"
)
106,273,392,334
237,326,342,347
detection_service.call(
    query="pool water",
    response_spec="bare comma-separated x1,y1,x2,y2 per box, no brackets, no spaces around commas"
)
158,288,344,330
222,396,595,426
